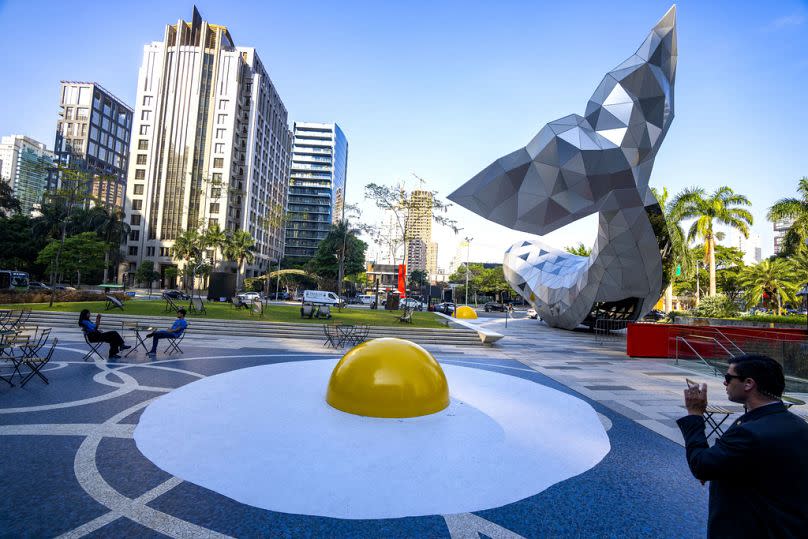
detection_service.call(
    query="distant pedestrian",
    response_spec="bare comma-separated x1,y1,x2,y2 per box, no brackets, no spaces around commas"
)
677,354,808,538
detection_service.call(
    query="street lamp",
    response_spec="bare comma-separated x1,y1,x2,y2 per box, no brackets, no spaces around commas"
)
464,236,473,305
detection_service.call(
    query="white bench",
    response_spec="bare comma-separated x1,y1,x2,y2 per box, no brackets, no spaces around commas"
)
434,312,505,344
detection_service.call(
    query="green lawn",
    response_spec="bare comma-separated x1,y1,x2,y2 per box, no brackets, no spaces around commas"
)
0,300,447,329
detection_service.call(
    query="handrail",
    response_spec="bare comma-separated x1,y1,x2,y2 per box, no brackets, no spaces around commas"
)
674,336,720,375
684,334,739,360
711,328,745,355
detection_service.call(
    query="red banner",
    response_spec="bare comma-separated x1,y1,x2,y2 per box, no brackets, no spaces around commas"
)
398,264,406,298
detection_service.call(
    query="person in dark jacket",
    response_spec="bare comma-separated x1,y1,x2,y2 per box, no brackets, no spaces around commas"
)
78,309,129,359
677,354,808,538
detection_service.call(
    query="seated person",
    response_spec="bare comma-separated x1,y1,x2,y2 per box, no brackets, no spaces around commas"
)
78,309,130,359
146,309,188,356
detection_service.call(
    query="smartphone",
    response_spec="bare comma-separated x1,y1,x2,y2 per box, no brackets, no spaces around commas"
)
685,378,699,389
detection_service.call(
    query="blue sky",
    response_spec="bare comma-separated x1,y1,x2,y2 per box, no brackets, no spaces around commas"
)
1,0,806,267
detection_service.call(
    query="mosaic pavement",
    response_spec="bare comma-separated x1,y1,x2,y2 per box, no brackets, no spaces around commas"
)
0,320,738,538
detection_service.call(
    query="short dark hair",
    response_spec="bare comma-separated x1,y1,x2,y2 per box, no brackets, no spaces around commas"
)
177,308,186,316
729,354,785,399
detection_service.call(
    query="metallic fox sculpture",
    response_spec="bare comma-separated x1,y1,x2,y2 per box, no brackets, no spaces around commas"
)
449,6,677,329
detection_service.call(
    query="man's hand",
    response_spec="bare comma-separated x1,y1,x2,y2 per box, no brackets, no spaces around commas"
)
683,383,708,416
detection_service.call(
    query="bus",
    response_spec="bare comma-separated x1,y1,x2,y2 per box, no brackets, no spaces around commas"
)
0,270,30,291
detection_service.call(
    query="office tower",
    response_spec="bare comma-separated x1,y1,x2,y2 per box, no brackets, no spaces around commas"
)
404,189,433,272
427,242,438,274
124,7,292,283
53,82,133,209
733,232,762,265
0,135,54,214
773,218,795,255
284,122,348,258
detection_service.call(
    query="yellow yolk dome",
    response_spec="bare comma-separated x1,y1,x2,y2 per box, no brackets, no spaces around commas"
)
455,305,478,319
326,338,449,418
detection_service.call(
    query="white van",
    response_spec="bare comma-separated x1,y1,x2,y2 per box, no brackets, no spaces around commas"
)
303,290,341,306
357,294,375,305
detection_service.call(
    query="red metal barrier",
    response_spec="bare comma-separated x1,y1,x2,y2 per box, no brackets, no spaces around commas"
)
626,323,807,358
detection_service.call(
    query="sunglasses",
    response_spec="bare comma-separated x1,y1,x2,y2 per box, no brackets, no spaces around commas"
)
724,373,745,384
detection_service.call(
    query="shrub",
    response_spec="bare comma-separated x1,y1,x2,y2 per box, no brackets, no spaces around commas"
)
0,290,129,304
689,294,739,319
243,277,264,292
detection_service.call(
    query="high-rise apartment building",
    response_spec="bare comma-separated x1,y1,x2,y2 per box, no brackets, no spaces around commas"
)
732,231,762,266
404,190,433,272
123,7,292,284
0,135,54,214
284,122,348,258
53,82,133,209
773,218,795,255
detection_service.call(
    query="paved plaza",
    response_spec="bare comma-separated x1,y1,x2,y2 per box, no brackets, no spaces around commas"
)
5,317,804,538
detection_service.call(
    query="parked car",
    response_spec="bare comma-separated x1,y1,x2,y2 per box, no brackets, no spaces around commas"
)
238,291,263,302
484,301,506,312
642,309,665,321
400,298,424,311
54,284,77,291
267,291,290,301
162,289,189,300
28,281,51,291
435,302,456,315
527,308,539,319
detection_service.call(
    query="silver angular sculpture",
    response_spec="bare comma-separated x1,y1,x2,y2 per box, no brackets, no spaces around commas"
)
449,6,677,329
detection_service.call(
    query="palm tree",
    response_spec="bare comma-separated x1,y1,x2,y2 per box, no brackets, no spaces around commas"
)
173,229,202,290
652,186,693,310
670,186,753,297
768,177,808,255
88,206,130,283
739,258,798,315
223,230,255,291
202,223,227,269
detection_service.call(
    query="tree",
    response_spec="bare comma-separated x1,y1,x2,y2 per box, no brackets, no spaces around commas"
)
36,232,108,286
408,269,428,293
739,258,798,315
307,224,367,289
564,242,591,256
88,206,130,283
767,177,808,255
0,214,46,274
163,266,179,288
0,181,21,217
670,186,753,297
363,181,458,271
201,223,227,268
652,186,694,310
477,266,510,300
223,230,256,291
134,260,161,297
173,229,202,290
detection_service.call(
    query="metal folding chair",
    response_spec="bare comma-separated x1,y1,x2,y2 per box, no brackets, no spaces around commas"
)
82,331,105,361
19,328,51,361
21,338,58,387
0,310,12,330
163,330,186,355
3,333,31,383
323,324,340,348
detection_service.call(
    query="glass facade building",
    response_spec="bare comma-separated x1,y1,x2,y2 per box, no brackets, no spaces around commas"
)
285,122,348,258
53,82,133,209
0,135,54,214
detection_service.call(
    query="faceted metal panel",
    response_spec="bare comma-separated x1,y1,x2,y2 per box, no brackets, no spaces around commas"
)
449,6,677,329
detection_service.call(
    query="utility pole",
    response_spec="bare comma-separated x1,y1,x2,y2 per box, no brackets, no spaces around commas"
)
464,236,473,305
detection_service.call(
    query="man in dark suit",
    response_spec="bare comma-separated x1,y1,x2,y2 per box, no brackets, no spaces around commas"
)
677,354,808,538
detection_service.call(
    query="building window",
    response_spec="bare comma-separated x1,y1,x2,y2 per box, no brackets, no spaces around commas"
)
215,128,225,139
135,169,145,180
160,247,171,257
219,100,228,110
138,140,148,150
143,96,152,106
212,173,222,182
213,158,224,168
132,200,142,210
133,184,144,195
210,188,221,198
214,143,224,153
209,203,220,213
131,214,141,226
208,218,218,227
129,230,140,241
128,246,138,256
217,114,226,124
141,110,151,121
136,154,147,165
146,246,155,256
139,125,149,135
